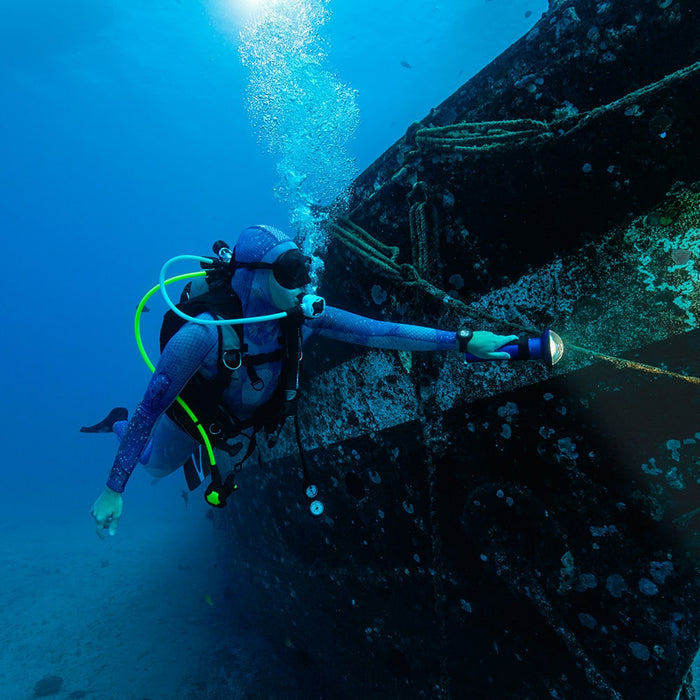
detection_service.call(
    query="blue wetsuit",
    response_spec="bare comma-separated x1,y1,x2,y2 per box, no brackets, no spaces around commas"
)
106,226,458,494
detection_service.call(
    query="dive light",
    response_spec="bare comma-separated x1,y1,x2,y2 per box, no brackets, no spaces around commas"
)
462,328,565,367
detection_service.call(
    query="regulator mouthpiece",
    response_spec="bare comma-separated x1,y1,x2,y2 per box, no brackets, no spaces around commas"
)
298,294,326,320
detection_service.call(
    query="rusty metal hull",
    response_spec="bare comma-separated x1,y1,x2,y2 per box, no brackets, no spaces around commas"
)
213,1,700,697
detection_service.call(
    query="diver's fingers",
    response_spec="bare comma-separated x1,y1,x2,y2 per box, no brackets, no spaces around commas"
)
489,335,519,359
108,517,119,536
90,506,109,539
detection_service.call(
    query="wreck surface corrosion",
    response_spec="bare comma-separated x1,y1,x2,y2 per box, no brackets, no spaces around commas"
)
215,1,700,698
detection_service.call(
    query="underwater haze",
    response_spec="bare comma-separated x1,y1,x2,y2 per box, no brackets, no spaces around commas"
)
0,1,545,698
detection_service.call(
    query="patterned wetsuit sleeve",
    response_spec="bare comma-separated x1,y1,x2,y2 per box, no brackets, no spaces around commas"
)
306,306,457,352
106,322,218,493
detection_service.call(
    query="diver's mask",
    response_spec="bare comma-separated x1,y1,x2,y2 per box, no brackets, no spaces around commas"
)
268,248,326,319
231,246,325,317
269,249,312,311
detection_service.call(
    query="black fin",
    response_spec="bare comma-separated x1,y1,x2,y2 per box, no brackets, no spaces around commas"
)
183,445,210,490
80,407,129,434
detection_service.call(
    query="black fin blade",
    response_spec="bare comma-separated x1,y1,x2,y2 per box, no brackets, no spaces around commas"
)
80,407,129,433
183,445,210,490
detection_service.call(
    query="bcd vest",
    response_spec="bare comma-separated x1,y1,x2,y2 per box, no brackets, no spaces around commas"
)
159,280,304,465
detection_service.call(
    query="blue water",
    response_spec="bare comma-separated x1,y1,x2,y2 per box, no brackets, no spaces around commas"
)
0,1,545,697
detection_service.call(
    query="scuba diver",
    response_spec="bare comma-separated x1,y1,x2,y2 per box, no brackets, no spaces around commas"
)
85,224,517,537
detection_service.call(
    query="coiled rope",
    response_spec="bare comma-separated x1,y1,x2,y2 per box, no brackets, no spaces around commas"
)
412,61,700,154
328,217,700,385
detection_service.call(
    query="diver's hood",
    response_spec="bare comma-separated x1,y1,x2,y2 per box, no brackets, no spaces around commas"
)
231,225,311,313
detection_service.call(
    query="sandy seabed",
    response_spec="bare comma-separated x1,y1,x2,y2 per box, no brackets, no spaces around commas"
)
5,475,699,700
0,480,297,700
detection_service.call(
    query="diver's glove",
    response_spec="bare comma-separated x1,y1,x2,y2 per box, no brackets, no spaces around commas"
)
91,486,124,538
457,329,520,360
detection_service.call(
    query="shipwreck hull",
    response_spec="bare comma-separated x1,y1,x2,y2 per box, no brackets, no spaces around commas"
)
221,333,700,699
213,0,700,697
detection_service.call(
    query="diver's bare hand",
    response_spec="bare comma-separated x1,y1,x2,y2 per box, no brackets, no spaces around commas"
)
468,331,519,360
91,487,123,538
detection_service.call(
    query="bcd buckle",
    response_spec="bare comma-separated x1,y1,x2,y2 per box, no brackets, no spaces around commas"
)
223,350,242,370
